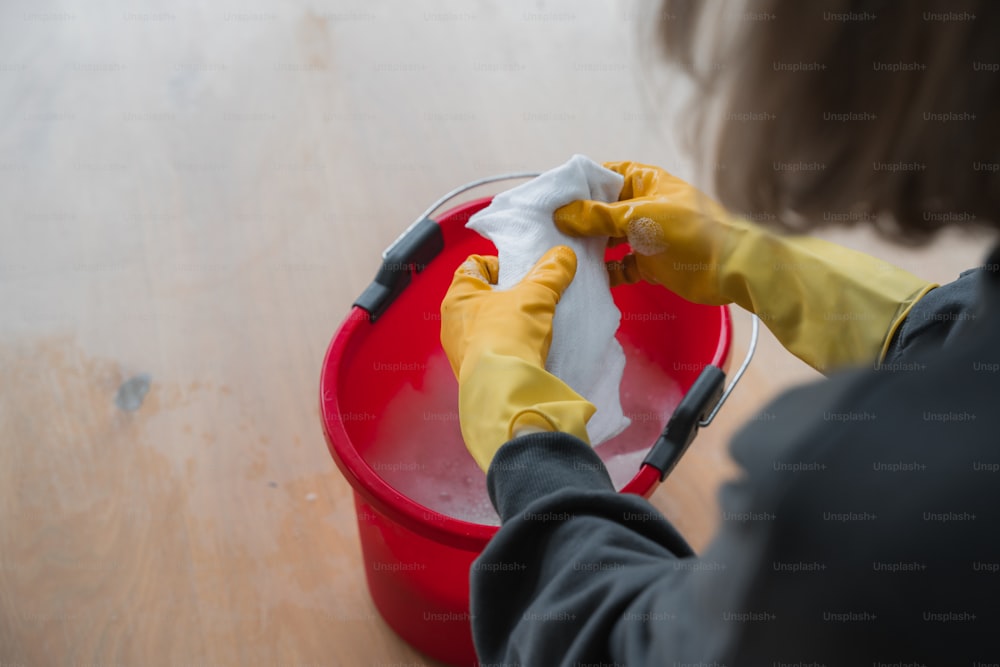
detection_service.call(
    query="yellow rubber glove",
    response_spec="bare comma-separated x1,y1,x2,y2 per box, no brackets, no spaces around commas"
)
440,246,596,472
555,161,938,373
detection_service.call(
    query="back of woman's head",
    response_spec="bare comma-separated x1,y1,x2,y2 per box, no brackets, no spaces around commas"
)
658,0,1000,242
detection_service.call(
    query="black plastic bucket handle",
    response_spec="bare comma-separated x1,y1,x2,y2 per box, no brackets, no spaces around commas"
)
642,314,759,481
354,173,540,322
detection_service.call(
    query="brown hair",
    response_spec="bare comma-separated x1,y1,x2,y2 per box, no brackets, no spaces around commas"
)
656,0,1000,242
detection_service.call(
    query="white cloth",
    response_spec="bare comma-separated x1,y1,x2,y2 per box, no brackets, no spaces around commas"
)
467,154,630,445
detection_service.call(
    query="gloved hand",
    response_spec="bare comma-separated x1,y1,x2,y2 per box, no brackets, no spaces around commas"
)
440,246,596,472
554,161,937,372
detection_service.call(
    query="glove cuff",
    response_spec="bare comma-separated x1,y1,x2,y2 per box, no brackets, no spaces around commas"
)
509,405,593,446
458,353,596,471
877,282,940,364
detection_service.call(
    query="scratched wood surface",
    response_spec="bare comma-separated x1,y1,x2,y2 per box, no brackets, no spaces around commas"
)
0,1,989,665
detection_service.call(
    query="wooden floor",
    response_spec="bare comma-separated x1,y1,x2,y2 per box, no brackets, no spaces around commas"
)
0,1,990,665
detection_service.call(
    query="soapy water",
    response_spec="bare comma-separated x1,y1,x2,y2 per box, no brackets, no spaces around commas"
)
363,339,683,526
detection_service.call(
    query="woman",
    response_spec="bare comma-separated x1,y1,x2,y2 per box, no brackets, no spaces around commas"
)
441,1,998,663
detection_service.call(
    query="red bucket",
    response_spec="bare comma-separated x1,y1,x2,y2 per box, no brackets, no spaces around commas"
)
320,191,733,666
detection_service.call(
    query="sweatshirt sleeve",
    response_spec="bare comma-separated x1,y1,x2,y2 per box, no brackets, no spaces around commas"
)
470,430,766,666
470,363,918,666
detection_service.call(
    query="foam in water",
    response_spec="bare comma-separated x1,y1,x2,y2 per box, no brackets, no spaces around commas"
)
364,356,499,525
362,339,683,526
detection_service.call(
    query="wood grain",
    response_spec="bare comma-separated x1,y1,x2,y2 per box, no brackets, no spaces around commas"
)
0,0,989,665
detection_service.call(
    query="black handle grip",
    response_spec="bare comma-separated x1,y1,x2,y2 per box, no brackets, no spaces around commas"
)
353,217,444,322
642,365,726,481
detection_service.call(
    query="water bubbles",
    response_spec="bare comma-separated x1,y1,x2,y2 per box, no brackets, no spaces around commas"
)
362,340,682,526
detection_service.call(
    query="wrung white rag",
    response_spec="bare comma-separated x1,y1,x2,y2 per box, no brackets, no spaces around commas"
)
466,154,630,445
